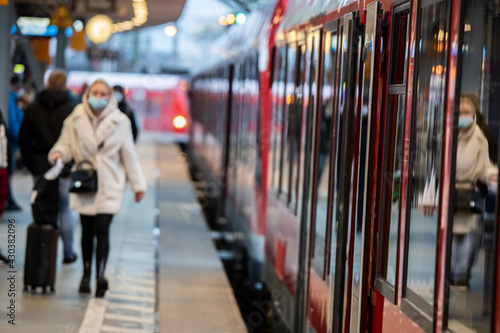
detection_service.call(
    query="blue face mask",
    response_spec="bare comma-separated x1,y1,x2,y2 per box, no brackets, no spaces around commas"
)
88,96,108,110
458,116,473,129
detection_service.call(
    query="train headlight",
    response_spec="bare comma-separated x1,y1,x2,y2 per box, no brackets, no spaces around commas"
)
173,116,187,129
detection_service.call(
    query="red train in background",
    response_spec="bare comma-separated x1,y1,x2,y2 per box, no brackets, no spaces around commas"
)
188,0,500,332
65,71,190,142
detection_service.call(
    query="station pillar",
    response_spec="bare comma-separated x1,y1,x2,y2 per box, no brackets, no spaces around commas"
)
55,28,67,69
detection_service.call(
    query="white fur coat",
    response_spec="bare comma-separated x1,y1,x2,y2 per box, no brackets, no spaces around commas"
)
49,97,146,215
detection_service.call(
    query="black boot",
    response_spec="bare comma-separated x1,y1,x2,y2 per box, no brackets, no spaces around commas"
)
79,261,91,293
95,258,108,298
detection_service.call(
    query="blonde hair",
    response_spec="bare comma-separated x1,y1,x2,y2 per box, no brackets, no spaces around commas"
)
48,70,67,90
460,93,480,114
87,79,113,97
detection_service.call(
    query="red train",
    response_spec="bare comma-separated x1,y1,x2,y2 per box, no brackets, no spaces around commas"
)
66,71,190,142
188,0,500,332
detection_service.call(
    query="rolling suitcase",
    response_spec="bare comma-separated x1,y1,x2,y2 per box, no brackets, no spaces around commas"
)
23,160,64,294
24,223,59,293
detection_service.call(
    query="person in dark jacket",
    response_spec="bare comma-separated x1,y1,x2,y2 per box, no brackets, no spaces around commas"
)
6,75,23,211
19,70,77,264
113,85,139,142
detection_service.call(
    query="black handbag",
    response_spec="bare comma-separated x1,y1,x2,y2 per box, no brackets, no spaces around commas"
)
454,181,487,214
69,161,98,193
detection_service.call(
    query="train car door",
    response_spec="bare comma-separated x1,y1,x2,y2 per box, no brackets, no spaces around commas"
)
295,28,322,333
304,19,340,333
348,2,382,332
328,11,361,333
372,0,453,331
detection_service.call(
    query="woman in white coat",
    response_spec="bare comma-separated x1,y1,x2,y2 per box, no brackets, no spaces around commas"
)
49,79,147,297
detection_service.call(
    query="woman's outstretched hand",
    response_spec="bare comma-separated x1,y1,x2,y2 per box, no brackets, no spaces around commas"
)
50,151,63,164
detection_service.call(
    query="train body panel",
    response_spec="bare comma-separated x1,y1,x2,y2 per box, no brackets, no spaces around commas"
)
189,0,500,332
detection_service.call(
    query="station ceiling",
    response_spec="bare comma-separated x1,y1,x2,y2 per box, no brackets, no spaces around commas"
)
14,0,187,28
14,0,267,28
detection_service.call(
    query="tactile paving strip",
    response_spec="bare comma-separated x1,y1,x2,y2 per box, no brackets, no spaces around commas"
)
79,145,158,333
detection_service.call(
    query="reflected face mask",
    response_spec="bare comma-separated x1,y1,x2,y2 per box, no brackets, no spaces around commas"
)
113,92,123,103
458,116,473,129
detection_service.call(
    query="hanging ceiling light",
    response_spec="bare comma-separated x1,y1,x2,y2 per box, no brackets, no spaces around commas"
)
86,14,113,44
86,0,149,43
111,0,149,33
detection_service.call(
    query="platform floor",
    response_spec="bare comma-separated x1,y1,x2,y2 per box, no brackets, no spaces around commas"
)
0,142,247,333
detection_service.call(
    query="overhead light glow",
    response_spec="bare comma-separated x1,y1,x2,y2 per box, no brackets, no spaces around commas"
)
86,14,113,44
218,16,228,26
164,25,177,37
73,20,83,32
235,13,246,24
13,64,25,74
226,14,235,25
111,0,148,32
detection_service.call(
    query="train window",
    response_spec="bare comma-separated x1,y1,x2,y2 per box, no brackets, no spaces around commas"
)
302,30,321,267
311,29,338,278
281,43,297,202
289,43,306,213
403,0,450,321
270,46,287,194
377,2,410,297
145,97,161,119
445,0,499,331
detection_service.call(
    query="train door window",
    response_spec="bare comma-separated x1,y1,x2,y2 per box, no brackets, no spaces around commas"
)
270,46,287,194
445,0,500,331
402,0,450,325
249,54,259,172
231,65,240,182
376,1,410,299
281,43,297,202
268,47,278,190
304,30,321,213
311,27,338,278
290,43,306,213
294,28,322,332
255,55,263,189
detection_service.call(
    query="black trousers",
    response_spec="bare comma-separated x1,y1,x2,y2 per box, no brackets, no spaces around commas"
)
80,214,114,276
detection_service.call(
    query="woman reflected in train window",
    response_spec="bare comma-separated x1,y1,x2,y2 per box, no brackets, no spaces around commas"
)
422,94,497,286
451,95,497,286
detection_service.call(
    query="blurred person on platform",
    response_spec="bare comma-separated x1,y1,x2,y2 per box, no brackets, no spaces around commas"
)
16,94,30,112
6,75,23,211
78,82,88,104
19,70,78,264
112,85,138,142
0,109,11,263
49,79,146,297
